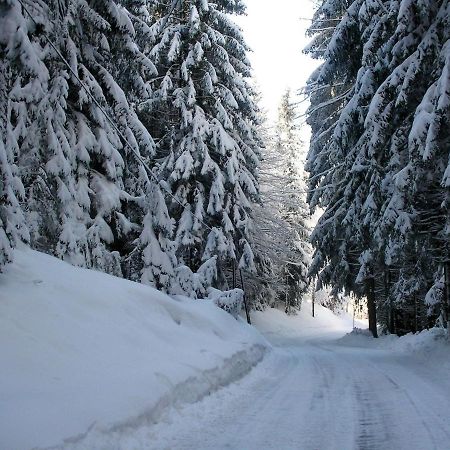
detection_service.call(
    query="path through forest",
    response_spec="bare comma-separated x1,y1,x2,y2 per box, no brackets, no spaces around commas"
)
144,308,450,450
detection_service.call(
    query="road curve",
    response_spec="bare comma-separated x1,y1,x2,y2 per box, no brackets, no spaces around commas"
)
146,333,450,450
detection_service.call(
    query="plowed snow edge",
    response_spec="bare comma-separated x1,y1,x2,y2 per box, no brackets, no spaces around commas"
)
45,343,268,450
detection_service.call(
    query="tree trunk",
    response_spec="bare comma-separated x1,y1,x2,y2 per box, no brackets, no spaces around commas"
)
239,269,251,325
386,270,395,334
445,262,450,335
367,277,378,338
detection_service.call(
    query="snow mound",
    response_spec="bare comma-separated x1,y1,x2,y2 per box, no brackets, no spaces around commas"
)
0,249,268,450
391,328,447,353
338,327,448,354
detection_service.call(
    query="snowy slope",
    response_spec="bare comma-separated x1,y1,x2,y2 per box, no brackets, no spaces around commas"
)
0,249,267,450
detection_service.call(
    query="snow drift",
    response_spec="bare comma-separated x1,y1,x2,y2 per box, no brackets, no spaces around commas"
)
339,326,449,355
0,249,268,450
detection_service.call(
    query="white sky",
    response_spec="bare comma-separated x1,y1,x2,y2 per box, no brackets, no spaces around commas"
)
235,0,320,127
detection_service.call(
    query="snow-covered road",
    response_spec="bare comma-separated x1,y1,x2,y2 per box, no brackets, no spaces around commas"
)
56,305,450,450
6,252,450,450
143,309,450,450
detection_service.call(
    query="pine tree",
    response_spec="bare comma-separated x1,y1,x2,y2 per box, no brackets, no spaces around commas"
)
305,0,450,335
144,0,262,290
0,0,46,270
305,0,368,304
0,134,28,270
0,0,182,292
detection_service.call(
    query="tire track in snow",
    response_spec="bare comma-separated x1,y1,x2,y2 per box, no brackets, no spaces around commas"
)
371,362,450,450
344,352,445,450
352,375,393,450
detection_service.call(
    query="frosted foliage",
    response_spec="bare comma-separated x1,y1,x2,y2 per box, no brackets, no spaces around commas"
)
305,0,450,332
167,255,219,298
203,228,230,261
0,137,27,269
173,265,197,298
48,0,164,276
425,277,443,309
0,2,45,269
250,90,312,310
141,211,175,290
208,287,244,319
139,183,178,292
0,0,192,288
238,239,256,273
146,0,261,289
356,250,373,284
0,0,262,302
195,256,218,294
0,223,12,270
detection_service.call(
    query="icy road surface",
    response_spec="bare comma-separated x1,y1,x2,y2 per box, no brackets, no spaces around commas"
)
143,307,450,450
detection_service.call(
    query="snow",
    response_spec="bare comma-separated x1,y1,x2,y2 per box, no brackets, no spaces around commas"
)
339,326,449,355
251,301,365,344
3,250,450,450
0,249,267,450
129,306,450,450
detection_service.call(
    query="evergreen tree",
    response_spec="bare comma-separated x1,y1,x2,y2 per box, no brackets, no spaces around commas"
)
305,0,369,318
274,90,311,312
51,0,159,275
249,91,311,312
144,0,262,289
0,0,46,270
305,0,450,335
0,0,181,292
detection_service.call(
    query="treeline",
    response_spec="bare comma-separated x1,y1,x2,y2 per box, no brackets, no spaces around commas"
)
0,0,262,298
0,0,311,308
250,90,312,312
305,0,450,336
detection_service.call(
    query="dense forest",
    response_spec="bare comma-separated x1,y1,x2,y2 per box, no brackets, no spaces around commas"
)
2,0,450,338
0,0,310,313
305,0,450,336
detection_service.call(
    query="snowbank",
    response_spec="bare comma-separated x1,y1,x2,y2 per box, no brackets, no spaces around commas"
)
0,249,268,450
338,326,449,355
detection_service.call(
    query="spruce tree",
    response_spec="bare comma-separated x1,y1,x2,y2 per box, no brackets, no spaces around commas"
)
305,0,450,335
0,0,46,270
305,0,367,303
0,0,181,292
144,0,262,290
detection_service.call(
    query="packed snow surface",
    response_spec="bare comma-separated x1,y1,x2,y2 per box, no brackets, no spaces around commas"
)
0,249,267,450
120,307,450,450
3,250,450,450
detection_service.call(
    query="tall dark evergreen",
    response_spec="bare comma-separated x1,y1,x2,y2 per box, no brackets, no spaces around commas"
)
305,0,450,336
144,0,262,290
0,0,45,271
305,0,370,324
